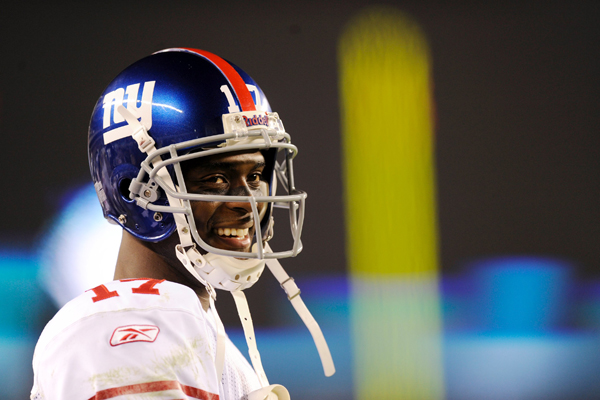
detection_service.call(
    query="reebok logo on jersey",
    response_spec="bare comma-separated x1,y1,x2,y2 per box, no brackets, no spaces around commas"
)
110,325,160,346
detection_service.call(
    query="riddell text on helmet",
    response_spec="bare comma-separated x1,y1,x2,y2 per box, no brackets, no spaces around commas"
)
243,114,269,127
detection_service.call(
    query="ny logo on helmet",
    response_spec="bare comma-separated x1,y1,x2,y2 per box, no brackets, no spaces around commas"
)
102,81,156,145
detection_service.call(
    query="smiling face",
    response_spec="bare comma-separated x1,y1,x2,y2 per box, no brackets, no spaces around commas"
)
182,150,268,253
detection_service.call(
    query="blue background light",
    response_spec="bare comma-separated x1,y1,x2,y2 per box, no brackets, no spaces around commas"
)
3,188,600,399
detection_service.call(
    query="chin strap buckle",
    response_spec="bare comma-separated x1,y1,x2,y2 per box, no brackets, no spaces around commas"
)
280,277,301,300
117,105,156,154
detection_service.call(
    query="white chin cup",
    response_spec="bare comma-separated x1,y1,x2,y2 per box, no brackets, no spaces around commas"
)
193,244,267,292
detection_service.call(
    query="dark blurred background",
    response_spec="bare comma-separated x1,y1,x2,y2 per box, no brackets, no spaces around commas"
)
1,1,598,399
1,0,598,276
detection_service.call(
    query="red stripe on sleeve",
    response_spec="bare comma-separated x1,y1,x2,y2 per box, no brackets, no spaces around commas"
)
182,383,220,400
180,47,256,112
88,380,219,400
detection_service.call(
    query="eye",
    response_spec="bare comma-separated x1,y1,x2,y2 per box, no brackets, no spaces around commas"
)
204,176,226,184
186,174,228,195
248,172,262,182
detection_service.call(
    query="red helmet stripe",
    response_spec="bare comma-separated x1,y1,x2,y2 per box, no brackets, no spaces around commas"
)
179,48,256,112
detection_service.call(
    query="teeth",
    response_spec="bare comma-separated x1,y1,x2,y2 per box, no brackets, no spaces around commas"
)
215,227,249,238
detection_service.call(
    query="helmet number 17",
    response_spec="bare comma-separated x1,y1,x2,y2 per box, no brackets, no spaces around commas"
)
220,84,265,112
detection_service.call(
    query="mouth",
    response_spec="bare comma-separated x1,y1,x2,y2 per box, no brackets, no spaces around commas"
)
214,227,249,238
211,225,253,251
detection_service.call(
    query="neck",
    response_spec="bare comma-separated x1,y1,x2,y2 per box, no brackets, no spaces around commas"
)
114,230,210,311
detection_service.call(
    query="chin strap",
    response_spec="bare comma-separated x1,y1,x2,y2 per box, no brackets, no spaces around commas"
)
263,244,336,378
231,242,335,377
231,290,269,387
229,245,335,399
208,293,227,380
231,289,290,400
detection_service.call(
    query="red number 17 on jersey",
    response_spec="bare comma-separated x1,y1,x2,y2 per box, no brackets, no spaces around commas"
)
87,278,165,303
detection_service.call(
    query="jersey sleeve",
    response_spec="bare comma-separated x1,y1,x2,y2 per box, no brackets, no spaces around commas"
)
31,279,221,400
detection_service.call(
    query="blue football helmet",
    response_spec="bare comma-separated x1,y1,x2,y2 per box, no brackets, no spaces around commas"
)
88,48,305,292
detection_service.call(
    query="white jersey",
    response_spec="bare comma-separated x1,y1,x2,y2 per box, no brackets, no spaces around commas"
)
31,278,261,400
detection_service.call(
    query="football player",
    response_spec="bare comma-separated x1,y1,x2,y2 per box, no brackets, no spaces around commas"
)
31,48,334,400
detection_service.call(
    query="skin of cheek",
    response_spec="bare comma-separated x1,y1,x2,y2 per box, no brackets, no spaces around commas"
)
190,200,221,244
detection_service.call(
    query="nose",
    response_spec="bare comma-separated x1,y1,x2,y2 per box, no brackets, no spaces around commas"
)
225,180,256,212
224,180,267,215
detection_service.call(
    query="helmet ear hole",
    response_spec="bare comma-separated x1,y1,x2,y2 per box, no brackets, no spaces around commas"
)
118,178,134,202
